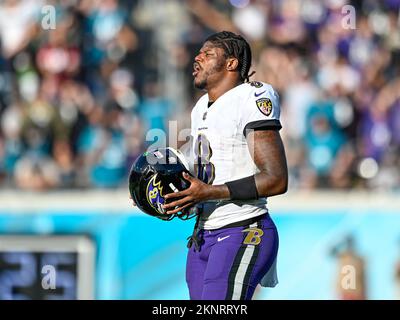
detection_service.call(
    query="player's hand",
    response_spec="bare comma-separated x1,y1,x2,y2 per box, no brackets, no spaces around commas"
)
163,172,212,215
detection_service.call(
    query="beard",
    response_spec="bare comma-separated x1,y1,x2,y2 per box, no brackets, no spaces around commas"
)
193,59,226,90
194,76,207,90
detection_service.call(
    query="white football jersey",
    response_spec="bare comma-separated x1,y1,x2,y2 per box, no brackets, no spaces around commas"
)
189,81,281,230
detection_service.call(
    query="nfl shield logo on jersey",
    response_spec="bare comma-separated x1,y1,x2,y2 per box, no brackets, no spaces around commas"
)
256,97,273,116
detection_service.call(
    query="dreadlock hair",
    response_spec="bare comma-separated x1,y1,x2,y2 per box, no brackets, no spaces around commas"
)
205,31,255,82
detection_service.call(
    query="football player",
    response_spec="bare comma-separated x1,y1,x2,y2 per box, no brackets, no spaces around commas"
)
163,31,288,300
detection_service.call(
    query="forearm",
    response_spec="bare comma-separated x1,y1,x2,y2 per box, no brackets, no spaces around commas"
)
204,172,287,202
220,172,287,201
205,184,231,201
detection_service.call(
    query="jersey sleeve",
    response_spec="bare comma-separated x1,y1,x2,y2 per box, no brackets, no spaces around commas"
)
240,83,282,137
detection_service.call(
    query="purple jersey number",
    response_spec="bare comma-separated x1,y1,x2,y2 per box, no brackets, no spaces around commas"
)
194,133,215,184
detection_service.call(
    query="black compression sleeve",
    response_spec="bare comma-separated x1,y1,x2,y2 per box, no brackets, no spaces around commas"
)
225,175,259,201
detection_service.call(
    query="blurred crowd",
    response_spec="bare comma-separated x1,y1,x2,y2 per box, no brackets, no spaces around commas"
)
0,0,399,191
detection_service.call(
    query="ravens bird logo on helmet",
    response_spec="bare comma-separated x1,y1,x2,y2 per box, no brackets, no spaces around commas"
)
129,147,197,221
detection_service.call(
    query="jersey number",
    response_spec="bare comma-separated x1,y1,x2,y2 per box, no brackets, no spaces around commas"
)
194,134,215,184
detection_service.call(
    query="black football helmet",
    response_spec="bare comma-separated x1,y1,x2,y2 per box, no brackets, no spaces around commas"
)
129,147,197,221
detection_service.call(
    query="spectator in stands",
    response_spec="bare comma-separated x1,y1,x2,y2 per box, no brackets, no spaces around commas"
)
0,0,398,191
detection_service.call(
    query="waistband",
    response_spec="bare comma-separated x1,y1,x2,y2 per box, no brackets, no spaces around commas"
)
203,213,268,231
188,213,269,251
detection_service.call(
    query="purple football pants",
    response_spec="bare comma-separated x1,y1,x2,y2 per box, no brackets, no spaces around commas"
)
186,215,279,300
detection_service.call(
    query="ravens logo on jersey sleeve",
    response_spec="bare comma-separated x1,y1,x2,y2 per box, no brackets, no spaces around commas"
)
249,81,263,88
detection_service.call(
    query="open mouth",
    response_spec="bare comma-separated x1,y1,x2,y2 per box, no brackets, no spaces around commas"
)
193,63,201,77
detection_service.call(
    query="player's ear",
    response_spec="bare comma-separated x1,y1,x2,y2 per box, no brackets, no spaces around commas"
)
226,58,239,72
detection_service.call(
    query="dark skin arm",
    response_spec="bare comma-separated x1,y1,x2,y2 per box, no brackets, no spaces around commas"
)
163,130,288,215
249,130,288,196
